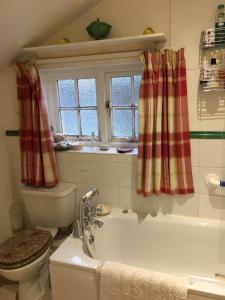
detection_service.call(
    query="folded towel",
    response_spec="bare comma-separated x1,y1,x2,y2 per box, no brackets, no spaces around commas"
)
99,261,187,300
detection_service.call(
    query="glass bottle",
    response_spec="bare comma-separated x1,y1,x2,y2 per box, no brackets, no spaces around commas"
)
215,4,225,45
91,131,96,151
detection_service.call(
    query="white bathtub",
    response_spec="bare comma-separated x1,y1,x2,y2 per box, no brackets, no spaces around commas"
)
50,208,225,300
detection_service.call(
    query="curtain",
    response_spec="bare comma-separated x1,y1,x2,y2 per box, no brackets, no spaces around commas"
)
16,63,58,188
137,48,194,196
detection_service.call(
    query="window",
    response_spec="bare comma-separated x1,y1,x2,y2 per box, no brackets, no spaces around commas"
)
57,78,99,138
107,74,141,141
43,65,141,144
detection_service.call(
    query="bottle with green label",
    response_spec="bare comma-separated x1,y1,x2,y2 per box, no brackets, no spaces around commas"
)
215,4,225,45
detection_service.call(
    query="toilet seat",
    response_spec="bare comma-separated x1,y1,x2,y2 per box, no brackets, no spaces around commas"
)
0,229,52,270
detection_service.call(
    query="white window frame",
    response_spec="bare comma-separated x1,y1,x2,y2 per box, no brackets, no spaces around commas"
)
41,61,141,146
105,70,141,143
57,76,100,139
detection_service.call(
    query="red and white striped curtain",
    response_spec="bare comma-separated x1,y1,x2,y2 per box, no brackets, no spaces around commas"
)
137,49,194,196
16,63,58,188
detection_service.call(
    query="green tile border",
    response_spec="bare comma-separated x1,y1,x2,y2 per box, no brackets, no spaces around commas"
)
5,130,225,139
190,131,225,139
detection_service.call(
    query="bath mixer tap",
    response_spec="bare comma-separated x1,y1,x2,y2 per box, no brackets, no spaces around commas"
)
73,188,103,239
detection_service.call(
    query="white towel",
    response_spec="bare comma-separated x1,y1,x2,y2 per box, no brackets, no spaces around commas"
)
99,261,187,300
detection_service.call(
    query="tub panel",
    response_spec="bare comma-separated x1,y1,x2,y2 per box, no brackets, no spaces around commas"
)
50,264,98,300
50,262,217,300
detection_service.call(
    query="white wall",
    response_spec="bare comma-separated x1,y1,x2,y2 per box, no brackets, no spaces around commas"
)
1,0,225,224
44,0,171,45
0,0,100,68
0,69,15,242
0,135,13,242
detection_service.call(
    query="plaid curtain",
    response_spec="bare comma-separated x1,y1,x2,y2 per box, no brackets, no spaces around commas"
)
16,63,58,188
137,49,194,196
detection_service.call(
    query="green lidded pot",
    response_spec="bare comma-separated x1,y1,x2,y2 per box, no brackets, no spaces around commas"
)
86,18,112,40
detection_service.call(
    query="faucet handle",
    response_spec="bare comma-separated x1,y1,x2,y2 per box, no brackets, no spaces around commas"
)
96,205,103,215
93,188,99,196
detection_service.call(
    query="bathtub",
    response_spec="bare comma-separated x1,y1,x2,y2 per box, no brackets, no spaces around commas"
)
50,208,225,300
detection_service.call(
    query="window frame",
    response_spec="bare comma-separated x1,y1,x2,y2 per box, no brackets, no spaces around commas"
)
105,71,141,143
57,77,99,138
41,63,141,145
43,70,102,141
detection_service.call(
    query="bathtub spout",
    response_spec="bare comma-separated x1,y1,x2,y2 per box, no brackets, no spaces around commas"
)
73,219,83,239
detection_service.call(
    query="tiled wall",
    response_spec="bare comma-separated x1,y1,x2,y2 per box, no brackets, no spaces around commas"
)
3,0,225,222
57,140,225,220
7,138,225,220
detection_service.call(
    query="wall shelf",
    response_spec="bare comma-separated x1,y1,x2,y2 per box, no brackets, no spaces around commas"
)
23,33,166,60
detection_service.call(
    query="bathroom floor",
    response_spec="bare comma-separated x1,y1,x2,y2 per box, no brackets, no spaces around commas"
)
0,276,18,300
0,276,53,300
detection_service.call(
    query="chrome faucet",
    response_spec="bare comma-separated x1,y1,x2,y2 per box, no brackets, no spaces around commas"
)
73,188,104,240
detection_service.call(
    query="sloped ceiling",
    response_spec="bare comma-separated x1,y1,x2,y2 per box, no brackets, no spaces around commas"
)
0,0,99,69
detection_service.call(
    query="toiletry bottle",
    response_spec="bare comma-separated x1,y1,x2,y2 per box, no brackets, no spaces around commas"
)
91,131,96,150
215,4,225,45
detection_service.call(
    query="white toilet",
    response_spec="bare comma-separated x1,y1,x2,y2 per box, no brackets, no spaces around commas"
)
0,182,75,300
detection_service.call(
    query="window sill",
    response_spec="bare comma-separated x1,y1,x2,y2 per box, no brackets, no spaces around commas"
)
56,146,138,163
66,146,138,155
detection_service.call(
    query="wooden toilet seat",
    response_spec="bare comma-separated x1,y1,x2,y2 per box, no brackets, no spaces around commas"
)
0,229,52,269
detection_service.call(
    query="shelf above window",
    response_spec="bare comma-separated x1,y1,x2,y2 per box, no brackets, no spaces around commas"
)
23,33,166,60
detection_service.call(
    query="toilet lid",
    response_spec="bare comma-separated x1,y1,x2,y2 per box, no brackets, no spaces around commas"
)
0,229,52,270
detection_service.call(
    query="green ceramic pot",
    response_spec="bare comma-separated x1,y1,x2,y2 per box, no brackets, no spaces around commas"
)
86,18,112,40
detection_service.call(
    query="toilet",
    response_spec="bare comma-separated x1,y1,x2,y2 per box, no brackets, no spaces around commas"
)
0,182,76,300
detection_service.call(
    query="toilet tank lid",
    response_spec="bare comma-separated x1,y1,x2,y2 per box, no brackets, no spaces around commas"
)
20,182,76,198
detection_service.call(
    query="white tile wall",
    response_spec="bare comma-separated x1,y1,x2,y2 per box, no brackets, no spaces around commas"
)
95,162,118,186
97,186,119,207
41,140,224,221
170,193,199,217
119,187,144,213
118,163,137,188
143,195,170,216
190,140,199,167
199,194,224,219
72,161,96,184
199,140,225,168
57,160,73,183
9,139,225,222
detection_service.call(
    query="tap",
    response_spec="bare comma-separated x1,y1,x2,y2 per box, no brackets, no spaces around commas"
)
73,188,103,239
81,188,99,201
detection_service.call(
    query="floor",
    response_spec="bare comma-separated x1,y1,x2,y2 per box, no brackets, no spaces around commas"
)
0,277,53,300
0,276,18,300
